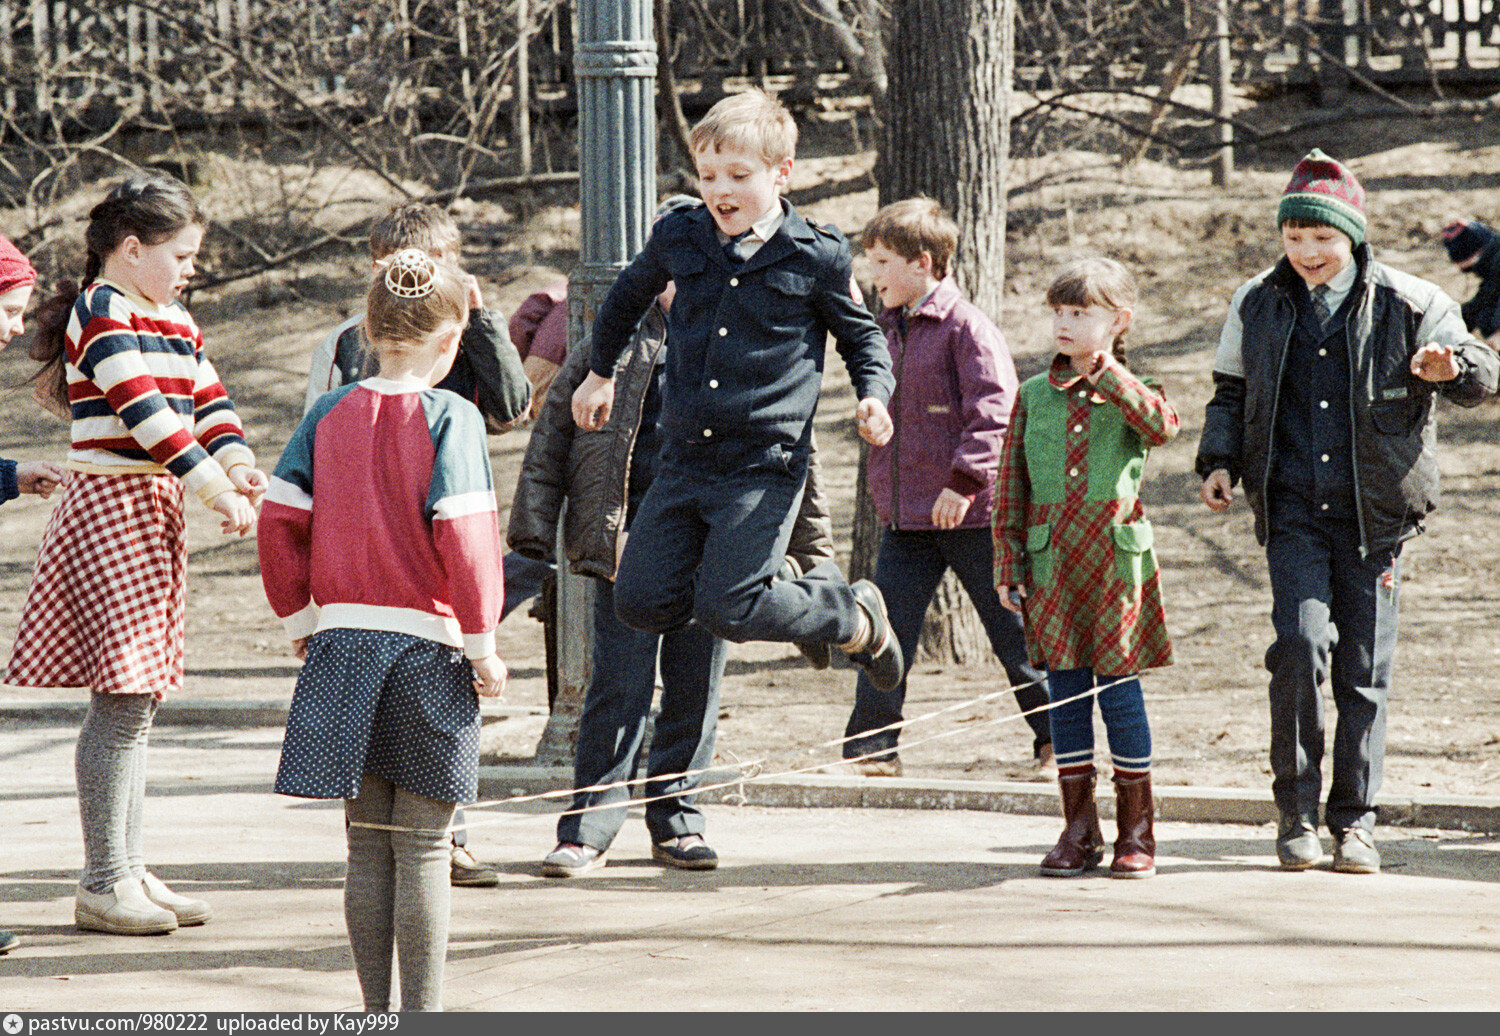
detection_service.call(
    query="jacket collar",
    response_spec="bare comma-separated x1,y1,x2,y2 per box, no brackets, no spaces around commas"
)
691,198,814,274
877,276,961,332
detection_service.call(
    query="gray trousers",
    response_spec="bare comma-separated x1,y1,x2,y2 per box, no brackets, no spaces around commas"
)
1265,496,1399,835
344,773,455,1012
75,692,157,893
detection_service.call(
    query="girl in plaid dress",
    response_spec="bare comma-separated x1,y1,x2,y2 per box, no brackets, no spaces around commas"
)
994,257,1179,879
7,176,266,936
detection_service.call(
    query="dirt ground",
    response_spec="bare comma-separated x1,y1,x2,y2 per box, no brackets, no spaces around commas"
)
2,100,1499,799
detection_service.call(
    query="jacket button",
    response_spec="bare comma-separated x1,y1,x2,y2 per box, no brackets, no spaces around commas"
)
1069,467,1079,477
1073,424,1083,433
1318,348,1328,357
708,379,719,389
703,428,714,437
1321,453,1330,462
729,278,739,287
1319,400,1329,409
719,327,728,336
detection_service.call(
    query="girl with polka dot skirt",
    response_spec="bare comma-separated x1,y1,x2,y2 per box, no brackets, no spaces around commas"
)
7,176,265,937
258,249,507,1013
993,257,1179,880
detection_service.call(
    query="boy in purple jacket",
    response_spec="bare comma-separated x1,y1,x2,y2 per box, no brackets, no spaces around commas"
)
842,199,1053,775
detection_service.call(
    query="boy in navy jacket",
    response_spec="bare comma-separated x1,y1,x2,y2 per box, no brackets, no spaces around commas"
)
572,89,903,691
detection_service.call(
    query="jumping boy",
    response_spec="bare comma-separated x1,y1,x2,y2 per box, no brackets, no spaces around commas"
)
571,89,902,689
1197,149,1498,874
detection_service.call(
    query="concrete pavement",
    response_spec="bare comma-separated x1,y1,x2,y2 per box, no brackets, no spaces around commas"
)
1,718,1498,1012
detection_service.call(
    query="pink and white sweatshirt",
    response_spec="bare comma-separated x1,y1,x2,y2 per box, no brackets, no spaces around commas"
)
258,379,504,659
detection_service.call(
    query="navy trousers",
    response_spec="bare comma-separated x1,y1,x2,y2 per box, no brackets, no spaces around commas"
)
843,527,1051,760
1264,494,1399,835
557,579,727,850
614,438,862,645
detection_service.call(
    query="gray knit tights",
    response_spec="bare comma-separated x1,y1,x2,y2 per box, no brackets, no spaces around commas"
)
75,692,157,894
343,773,455,1012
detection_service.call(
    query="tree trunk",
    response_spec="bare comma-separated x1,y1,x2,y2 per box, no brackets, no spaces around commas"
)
854,0,1013,665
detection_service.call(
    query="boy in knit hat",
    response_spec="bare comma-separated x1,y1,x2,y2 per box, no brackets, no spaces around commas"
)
1196,149,1497,874
1440,217,1500,342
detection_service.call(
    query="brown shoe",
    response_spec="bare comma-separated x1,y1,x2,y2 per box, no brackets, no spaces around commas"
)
1039,769,1105,876
1109,772,1157,878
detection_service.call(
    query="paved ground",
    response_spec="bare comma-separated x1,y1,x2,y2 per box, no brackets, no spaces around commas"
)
2,719,1498,1012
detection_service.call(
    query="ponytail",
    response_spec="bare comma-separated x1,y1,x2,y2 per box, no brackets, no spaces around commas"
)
29,173,201,415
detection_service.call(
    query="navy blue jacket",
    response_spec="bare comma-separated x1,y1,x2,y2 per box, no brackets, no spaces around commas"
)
590,200,895,449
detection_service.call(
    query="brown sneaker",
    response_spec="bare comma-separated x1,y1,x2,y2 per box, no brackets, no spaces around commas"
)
853,757,902,777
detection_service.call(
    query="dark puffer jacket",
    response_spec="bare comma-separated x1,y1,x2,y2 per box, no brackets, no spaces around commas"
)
508,302,834,579
1196,245,1498,557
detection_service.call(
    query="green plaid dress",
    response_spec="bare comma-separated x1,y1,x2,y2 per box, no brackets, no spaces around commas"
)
992,356,1178,675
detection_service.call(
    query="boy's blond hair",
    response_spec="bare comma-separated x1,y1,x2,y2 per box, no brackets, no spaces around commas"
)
370,202,462,261
862,198,959,281
689,88,798,166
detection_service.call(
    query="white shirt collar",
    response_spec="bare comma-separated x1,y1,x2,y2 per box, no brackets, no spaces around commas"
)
1317,259,1358,313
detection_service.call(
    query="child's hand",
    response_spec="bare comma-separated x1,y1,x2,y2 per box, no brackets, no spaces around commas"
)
210,490,257,536
1201,469,1235,511
931,487,972,529
292,636,309,661
463,273,485,313
998,584,1026,614
17,460,67,498
856,397,893,446
471,653,508,698
1411,342,1459,382
1084,351,1115,384
229,465,269,507
572,372,615,431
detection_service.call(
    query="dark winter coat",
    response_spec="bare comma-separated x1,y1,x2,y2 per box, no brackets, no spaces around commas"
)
1196,245,1498,557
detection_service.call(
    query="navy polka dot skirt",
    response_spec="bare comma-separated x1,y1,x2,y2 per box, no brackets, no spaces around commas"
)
275,628,480,805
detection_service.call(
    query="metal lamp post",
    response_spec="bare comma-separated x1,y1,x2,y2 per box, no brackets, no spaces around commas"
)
533,0,658,764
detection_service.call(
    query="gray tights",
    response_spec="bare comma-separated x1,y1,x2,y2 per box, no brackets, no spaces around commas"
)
75,692,157,893
343,773,455,1013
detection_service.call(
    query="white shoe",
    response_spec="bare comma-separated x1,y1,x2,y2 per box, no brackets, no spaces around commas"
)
141,873,212,926
76,878,178,935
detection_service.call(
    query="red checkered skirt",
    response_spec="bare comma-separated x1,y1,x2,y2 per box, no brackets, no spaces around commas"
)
6,472,187,699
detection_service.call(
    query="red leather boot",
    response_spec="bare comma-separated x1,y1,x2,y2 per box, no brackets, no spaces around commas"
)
1110,772,1156,878
1039,768,1105,876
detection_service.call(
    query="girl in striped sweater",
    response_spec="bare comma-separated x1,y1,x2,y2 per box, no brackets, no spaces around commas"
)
8,174,266,936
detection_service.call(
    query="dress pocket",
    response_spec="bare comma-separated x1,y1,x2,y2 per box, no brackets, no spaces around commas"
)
1026,523,1054,587
1111,520,1157,587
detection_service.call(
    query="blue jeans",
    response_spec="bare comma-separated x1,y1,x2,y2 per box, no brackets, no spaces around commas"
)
1046,667,1150,775
1265,494,1399,835
557,579,727,850
843,527,1051,760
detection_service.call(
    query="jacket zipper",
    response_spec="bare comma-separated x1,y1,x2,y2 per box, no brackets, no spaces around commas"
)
1341,289,1370,558
888,320,906,530
1263,294,1296,519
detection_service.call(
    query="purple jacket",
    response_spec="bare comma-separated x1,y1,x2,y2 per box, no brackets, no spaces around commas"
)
866,278,1018,530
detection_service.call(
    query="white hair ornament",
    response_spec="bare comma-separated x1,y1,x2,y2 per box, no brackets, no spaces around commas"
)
379,248,437,299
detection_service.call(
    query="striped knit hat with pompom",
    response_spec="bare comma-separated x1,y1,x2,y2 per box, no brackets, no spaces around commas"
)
1278,149,1367,247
